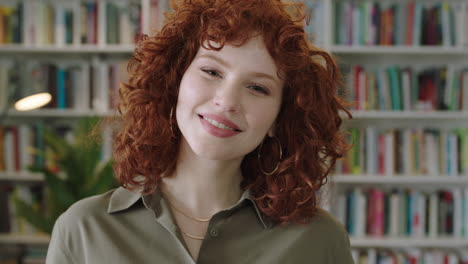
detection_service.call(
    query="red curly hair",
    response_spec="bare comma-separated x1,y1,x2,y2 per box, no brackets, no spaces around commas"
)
114,0,352,225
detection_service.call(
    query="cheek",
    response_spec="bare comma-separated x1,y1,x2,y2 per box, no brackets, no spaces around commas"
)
246,101,281,132
177,73,211,107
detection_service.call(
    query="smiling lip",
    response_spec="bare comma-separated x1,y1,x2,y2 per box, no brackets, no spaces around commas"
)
198,113,242,138
199,113,242,131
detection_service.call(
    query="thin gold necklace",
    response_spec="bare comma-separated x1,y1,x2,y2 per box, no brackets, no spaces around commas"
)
181,230,205,240
164,196,208,240
165,198,211,222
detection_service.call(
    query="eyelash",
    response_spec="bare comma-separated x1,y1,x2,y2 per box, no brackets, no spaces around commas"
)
202,68,222,78
247,83,269,95
201,68,270,95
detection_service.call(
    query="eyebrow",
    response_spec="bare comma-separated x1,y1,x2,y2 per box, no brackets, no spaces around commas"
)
198,54,232,68
196,53,281,85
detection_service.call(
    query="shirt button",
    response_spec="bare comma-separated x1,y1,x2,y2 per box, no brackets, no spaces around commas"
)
210,228,219,237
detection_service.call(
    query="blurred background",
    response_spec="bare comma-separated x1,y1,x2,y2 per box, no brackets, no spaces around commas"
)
0,0,468,263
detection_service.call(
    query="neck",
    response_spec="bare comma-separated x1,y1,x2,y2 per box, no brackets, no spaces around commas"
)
161,142,244,219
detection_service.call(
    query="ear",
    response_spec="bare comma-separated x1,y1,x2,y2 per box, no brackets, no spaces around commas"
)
267,122,276,137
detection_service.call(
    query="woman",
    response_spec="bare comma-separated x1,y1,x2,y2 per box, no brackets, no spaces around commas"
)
46,0,354,263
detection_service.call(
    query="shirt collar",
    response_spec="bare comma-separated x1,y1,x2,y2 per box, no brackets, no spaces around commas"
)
107,186,272,229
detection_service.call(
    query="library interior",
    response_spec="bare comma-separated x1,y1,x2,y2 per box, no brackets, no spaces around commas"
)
1,0,468,263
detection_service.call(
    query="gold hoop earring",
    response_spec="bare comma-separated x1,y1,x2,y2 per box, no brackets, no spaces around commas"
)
169,106,175,137
258,136,283,175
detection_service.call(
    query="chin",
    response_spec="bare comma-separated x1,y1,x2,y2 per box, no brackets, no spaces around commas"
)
179,126,260,162
192,143,244,161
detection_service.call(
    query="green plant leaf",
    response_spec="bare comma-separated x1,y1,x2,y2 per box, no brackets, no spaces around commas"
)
75,143,101,185
19,117,118,235
14,198,53,234
83,161,118,197
43,129,70,158
42,168,77,209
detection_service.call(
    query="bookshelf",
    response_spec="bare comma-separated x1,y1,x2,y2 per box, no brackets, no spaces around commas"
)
0,234,49,246
327,0,468,262
333,175,468,187
0,172,44,183
350,111,468,120
0,45,135,54
350,237,468,249
6,109,115,119
330,46,468,55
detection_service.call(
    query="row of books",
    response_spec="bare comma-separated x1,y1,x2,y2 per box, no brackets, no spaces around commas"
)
0,0,164,46
332,188,468,238
300,1,324,47
334,0,468,47
0,59,128,112
0,124,47,173
0,124,113,173
0,184,42,235
335,127,468,177
0,246,47,264
106,1,141,44
351,248,467,264
0,3,22,44
344,64,468,111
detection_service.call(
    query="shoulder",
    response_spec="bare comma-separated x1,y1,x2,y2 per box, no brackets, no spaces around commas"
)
275,208,352,254
57,186,142,225
274,208,354,263
306,208,353,261
268,207,349,245
57,188,116,225
47,188,120,263
291,208,350,244
308,208,348,236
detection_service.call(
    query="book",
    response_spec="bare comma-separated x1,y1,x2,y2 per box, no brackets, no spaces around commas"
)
401,68,412,111
18,124,32,172
57,66,67,109
54,3,65,46
428,192,438,238
405,1,415,45
91,61,110,112
0,185,10,233
387,67,402,110
335,184,468,240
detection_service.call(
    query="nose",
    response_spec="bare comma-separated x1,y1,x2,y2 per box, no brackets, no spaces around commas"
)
213,81,241,112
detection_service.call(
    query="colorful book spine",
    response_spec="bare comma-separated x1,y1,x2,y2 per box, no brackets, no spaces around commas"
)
347,65,468,112
334,1,465,47
336,187,468,240
337,127,468,177
57,67,66,109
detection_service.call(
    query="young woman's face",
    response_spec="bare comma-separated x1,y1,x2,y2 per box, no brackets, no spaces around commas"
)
176,35,284,161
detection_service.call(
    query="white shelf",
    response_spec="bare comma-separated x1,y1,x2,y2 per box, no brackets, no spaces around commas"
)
0,172,44,182
348,111,468,120
6,109,118,118
0,234,50,245
0,44,134,54
8,109,468,120
350,237,468,249
341,111,468,128
332,175,468,187
329,45,468,55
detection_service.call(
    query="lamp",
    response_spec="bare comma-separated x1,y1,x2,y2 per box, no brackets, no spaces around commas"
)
14,92,52,111
0,65,52,125
13,67,52,111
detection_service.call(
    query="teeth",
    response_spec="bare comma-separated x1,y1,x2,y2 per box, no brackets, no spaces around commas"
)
203,116,236,130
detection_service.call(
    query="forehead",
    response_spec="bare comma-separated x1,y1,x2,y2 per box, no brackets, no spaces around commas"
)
195,36,281,78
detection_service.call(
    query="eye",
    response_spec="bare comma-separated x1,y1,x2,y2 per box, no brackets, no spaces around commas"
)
201,68,223,78
248,84,270,95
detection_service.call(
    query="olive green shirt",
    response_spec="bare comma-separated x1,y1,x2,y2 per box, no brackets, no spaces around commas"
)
46,186,354,264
